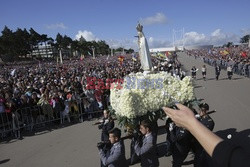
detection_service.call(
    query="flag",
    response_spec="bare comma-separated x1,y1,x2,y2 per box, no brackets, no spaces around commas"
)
118,56,125,65
118,56,124,61
224,50,229,55
165,51,172,57
157,53,165,58
241,51,247,58
220,50,229,56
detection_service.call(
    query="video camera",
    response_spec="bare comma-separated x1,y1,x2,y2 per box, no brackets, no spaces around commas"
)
132,131,143,141
97,141,111,149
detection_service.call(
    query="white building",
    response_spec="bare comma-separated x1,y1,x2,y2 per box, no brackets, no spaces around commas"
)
149,47,177,53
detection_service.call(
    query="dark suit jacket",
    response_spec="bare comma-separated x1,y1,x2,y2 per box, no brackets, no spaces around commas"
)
99,118,114,141
134,133,159,167
99,141,128,167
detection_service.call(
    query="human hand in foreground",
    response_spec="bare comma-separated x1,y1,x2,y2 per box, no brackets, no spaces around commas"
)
162,103,196,130
163,103,223,158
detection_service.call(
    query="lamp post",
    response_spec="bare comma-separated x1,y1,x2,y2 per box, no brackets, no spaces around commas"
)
59,48,63,64
91,46,95,59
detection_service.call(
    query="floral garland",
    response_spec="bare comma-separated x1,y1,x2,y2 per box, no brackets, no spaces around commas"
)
110,72,195,122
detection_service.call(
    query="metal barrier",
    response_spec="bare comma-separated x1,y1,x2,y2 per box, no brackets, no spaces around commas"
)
0,98,104,140
0,111,15,138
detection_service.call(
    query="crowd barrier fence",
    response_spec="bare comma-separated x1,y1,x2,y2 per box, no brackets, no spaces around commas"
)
0,98,103,140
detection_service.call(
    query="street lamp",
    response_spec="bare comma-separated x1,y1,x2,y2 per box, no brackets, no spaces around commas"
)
91,46,95,59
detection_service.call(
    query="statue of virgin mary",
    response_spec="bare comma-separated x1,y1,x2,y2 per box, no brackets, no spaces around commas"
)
136,23,153,71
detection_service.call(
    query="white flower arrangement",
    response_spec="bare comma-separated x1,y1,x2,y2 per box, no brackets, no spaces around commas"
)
110,71,195,119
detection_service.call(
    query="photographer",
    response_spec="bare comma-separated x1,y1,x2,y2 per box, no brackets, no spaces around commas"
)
193,103,215,167
134,120,159,167
162,103,250,167
165,117,173,157
98,128,128,167
196,103,214,132
168,121,192,167
98,110,114,142
130,127,142,165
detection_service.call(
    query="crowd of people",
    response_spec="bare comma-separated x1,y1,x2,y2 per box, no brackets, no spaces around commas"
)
2,49,249,166
185,45,250,78
0,53,182,139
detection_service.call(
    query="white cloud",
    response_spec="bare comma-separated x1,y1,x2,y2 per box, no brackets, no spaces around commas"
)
148,37,171,48
240,28,250,36
211,29,223,37
106,39,137,50
184,32,207,45
75,30,99,41
46,23,67,30
76,28,243,50
174,29,240,46
140,13,167,25
105,37,171,51
209,29,239,45
106,37,171,50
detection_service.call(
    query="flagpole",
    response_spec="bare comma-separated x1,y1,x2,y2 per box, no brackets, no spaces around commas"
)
59,49,63,64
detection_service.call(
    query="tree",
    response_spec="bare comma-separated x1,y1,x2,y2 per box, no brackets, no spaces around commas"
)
14,28,32,58
0,26,16,61
0,26,13,54
40,34,50,58
97,40,110,55
127,48,134,54
29,28,42,59
223,42,233,48
55,34,74,58
0,26,115,61
63,35,73,57
55,33,63,48
77,36,91,56
240,35,250,43
29,28,41,46
0,37,3,54
116,47,123,52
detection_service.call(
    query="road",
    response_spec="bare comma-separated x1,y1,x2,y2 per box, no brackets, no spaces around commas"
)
1,52,250,167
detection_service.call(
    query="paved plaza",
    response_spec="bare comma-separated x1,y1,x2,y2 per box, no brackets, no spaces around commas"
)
1,53,250,167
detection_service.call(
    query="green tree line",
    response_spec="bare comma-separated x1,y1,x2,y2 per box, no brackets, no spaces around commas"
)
0,26,134,62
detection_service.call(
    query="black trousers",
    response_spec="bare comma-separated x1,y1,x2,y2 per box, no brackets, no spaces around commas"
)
172,145,189,167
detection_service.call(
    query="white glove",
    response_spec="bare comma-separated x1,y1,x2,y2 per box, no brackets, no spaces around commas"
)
169,123,174,131
195,114,201,119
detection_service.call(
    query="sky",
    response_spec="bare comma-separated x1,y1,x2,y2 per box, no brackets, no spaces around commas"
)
1,0,250,50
